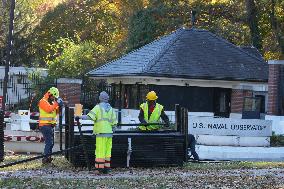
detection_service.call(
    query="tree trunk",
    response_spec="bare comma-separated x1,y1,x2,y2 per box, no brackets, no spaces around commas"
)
0,0,8,66
270,0,284,59
246,0,262,51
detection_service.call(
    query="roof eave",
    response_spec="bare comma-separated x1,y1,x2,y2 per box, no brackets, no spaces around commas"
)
87,73,268,83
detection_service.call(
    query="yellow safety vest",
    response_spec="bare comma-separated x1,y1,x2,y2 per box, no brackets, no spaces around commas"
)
87,104,117,134
139,102,163,131
39,100,57,126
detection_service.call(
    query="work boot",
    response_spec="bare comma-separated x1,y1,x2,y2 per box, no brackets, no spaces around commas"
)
102,168,111,174
89,169,103,175
42,157,50,165
47,157,53,163
192,152,199,161
98,169,105,174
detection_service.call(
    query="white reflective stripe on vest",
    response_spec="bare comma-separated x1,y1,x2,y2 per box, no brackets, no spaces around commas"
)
39,117,56,121
96,118,113,123
88,110,96,117
96,106,113,123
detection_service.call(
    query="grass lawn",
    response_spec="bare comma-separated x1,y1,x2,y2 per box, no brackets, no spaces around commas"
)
0,155,283,188
2,154,284,171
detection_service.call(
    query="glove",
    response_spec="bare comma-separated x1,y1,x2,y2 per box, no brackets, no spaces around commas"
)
112,126,117,132
75,116,80,122
57,98,64,107
81,115,90,120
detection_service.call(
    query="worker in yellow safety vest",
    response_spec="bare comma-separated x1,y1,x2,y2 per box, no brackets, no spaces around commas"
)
138,91,170,131
76,91,117,174
38,87,63,164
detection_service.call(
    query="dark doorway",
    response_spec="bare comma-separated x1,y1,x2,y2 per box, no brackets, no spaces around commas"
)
151,85,214,112
255,95,265,113
242,97,261,119
213,88,231,118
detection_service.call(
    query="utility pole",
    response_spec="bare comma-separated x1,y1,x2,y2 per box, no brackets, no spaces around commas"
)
2,0,15,111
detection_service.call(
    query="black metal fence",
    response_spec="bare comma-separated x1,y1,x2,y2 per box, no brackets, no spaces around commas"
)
65,105,189,168
0,111,4,161
0,73,114,113
0,72,57,113
0,72,173,114
80,77,112,110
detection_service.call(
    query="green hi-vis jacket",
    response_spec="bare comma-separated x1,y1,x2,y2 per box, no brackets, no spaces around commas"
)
139,102,163,130
87,104,117,134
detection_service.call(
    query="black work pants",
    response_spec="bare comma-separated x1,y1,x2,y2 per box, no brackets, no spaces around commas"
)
188,134,199,160
40,125,54,156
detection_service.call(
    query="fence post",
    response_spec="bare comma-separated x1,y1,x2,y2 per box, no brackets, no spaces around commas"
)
59,106,63,151
68,108,75,162
64,107,70,159
0,111,4,162
77,120,91,170
175,104,181,132
181,107,186,134
2,0,15,112
118,81,122,127
183,108,189,162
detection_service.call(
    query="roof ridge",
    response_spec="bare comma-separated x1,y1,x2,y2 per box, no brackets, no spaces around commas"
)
143,28,185,72
206,31,266,63
87,29,183,75
239,46,265,61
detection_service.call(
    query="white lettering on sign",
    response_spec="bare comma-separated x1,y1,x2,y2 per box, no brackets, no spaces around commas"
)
189,118,272,137
4,135,44,142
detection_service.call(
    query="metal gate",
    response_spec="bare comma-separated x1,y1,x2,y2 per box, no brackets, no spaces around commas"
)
65,104,189,168
0,71,57,112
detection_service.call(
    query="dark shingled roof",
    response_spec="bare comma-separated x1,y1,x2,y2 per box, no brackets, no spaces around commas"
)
240,46,264,60
88,28,268,82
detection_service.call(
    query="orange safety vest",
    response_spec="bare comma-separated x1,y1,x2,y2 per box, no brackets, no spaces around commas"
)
38,94,58,126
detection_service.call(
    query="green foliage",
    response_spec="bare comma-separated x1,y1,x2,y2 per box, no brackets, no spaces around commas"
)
127,0,252,52
12,98,30,112
270,132,284,147
257,0,284,59
1,0,284,72
47,38,105,78
127,0,284,59
127,8,162,49
127,0,189,50
0,0,64,66
0,1,9,49
32,0,127,66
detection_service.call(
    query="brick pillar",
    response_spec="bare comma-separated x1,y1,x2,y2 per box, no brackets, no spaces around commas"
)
267,60,284,115
57,78,82,107
231,89,253,113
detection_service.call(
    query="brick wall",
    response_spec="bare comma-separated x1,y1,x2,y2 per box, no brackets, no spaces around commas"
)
231,89,253,113
267,61,283,115
57,78,82,107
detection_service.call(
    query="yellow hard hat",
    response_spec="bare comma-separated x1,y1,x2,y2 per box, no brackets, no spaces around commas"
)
146,91,158,100
48,87,59,98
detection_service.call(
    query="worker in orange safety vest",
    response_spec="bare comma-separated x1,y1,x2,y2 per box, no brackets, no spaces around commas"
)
38,87,63,164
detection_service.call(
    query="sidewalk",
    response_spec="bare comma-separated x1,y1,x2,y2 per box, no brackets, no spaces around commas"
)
197,145,284,161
